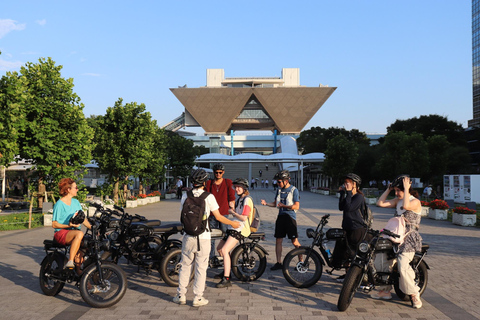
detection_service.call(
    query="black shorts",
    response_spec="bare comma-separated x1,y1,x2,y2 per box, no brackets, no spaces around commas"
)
274,214,298,239
223,229,245,241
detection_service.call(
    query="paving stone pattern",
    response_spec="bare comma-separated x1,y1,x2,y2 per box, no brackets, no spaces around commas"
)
0,189,479,319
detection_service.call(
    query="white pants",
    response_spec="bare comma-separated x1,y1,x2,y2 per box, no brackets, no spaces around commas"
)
177,236,211,298
375,251,419,295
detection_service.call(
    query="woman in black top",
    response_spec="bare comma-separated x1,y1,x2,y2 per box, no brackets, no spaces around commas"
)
331,173,367,281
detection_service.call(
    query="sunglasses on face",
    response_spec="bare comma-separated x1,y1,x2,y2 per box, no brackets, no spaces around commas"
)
215,171,224,175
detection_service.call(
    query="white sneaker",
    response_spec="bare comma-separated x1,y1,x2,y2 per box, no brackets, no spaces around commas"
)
411,294,422,309
173,294,186,305
65,260,75,269
193,297,209,307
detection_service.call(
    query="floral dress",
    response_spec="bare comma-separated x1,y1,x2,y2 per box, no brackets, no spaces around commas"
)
395,196,422,253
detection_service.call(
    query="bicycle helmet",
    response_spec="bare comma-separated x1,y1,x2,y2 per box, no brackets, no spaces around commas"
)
190,168,209,187
274,170,290,180
69,210,85,225
391,174,410,190
233,178,249,190
344,173,362,186
212,163,225,172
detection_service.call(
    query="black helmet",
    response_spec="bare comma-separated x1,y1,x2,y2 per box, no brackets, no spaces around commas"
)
190,168,209,187
344,173,362,186
212,163,225,171
233,178,249,190
391,174,410,190
70,210,85,225
274,170,290,180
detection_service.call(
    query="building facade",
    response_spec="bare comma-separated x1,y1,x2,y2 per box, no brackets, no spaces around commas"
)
168,68,336,135
471,0,480,127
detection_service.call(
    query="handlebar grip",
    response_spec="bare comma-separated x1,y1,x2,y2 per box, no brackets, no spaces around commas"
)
114,204,124,212
89,202,102,209
382,228,400,238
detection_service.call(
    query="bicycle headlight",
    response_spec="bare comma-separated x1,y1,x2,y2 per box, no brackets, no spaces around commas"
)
306,228,316,238
109,231,119,241
358,242,369,253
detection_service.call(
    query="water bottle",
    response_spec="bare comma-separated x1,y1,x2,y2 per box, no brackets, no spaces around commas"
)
326,249,332,259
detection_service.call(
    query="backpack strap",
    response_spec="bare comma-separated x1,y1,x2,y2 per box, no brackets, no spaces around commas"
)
199,191,210,231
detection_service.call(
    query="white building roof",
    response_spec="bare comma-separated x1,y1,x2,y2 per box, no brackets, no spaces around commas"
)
196,152,324,163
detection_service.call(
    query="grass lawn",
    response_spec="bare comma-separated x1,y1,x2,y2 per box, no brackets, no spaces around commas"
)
0,212,45,231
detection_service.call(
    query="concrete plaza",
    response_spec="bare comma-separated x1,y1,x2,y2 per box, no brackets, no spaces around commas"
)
0,189,479,320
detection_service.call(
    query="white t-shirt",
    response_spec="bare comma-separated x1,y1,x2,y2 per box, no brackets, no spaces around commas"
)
176,180,183,188
180,188,219,240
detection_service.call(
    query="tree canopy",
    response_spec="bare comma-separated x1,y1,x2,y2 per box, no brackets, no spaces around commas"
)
0,57,93,184
299,115,471,188
90,98,163,201
298,126,370,154
322,135,359,187
165,131,205,178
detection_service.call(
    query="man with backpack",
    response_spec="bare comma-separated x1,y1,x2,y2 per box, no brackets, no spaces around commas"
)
205,163,236,262
260,170,301,271
173,169,240,307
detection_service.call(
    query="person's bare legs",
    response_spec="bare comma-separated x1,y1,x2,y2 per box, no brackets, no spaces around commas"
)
275,238,283,263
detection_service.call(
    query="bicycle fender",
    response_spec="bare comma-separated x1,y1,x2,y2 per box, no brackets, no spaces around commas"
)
255,244,269,256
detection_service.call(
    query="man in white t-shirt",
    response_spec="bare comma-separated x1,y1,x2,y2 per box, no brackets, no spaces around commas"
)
173,169,240,307
423,185,432,200
176,177,183,199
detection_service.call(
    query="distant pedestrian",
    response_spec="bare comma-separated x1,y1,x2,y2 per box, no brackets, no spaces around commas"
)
423,185,432,200
273,180,277,190
266,164,268,171
176,177,183,199
265,179,269,189
261,179,265,188
259,170,262,177
251,178,255,190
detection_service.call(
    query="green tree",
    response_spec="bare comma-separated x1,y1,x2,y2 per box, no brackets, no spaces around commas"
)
425,135,449,182
298,126,370,154
165,131,200,179
0,72,25,166
387,115,466,147
378,132,429,180
4,57,93,190
92,98,159,202
137,125,168,192
322,135,359,188
446,146,472,174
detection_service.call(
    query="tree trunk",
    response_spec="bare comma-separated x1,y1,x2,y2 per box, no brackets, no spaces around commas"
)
38,179,46,209
123,177,128,203
113,179,119,204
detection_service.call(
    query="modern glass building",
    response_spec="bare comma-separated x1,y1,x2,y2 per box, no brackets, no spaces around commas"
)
470,0,480,127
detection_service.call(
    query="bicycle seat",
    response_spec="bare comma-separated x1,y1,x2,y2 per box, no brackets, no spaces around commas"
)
210,228,224,238
152,222,183,233
141,219,161,226
420,243,429,252
43,239,67,250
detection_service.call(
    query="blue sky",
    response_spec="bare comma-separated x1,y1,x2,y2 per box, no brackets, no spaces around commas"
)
0,0,472,134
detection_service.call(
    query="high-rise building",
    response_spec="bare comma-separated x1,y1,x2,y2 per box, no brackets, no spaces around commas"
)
470,0,480,127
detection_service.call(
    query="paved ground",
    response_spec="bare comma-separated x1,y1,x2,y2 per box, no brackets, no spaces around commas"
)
1,189,479,320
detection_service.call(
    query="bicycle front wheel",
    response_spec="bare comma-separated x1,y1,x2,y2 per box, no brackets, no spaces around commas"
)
282,247,323,288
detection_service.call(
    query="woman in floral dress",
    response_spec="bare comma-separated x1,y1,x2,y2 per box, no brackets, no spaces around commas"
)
374,175,423,309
